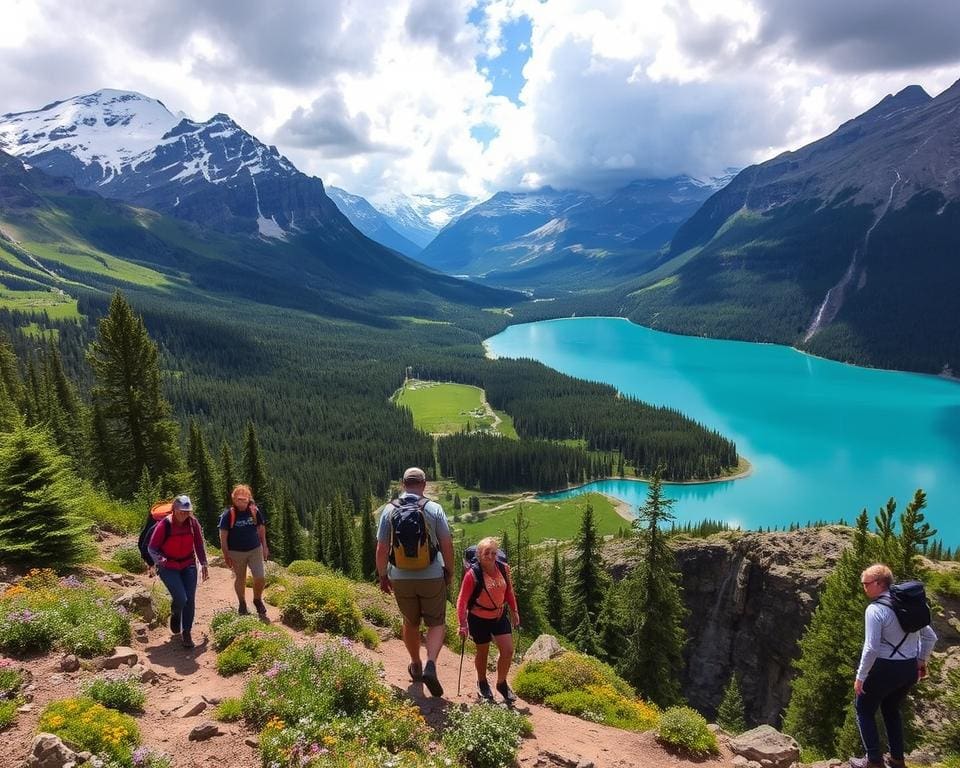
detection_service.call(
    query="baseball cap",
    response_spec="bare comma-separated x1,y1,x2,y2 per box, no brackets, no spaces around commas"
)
402,467,426,483
173,494,193,511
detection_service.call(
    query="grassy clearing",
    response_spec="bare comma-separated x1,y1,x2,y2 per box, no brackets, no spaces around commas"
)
428,478,523,513
0,286,80,320
451,493,628,546
20,239,172,288
492,408,518,439
395,380,496,434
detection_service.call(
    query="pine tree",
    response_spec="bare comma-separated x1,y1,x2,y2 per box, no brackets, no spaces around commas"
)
86,291,183,497
37,342,86,471
897,489,934,580
782,510,875,757
0,425,92,567
509,505,547,635
620,465,685,707
716,673,747,735
241,421,269,506
595,582,627,664
570,503,607,623
331,491,356,576
0,333,24,431
283,493,306,564
313,501,329,565
220,440,236,506
358,497,377,581
569,612,601,657
187,420,220,543
546,545,565,633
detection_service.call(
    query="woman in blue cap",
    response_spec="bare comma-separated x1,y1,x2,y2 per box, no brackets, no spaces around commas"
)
148,495,209,648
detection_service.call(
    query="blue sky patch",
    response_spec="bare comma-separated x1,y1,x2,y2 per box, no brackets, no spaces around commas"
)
471,8,533,107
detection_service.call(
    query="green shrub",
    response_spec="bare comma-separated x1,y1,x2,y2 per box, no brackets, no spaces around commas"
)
0,663,23,698
39,697,140,763
241,643,381,727
210,611,264,651
81,675,146,713
0,572,129,657
360,601,393,627
442,704,529,768
544,685,659,731
112,545,146,574
216,626,291,676
287,560,329,577
150,581,171,627
656,706,719,757
356,625,380,649
280,576,363,638
0,697,18,729
928,568,960,598
213,697,244,722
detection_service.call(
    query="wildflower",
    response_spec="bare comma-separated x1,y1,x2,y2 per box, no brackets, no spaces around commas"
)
339,637,352,648
59,575,82,589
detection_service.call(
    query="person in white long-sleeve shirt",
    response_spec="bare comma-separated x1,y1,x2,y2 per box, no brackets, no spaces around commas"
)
850,563,937,768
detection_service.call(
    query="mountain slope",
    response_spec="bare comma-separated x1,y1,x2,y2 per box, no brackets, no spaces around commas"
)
0,149,515,325
367,191,475,249
621,82,960,374
327,186,422,257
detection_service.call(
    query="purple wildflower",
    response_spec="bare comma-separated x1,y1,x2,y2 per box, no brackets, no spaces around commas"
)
131,746,150,766
59,575,82,589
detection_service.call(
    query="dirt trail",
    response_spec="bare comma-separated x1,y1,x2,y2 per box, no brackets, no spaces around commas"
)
8,564,734,768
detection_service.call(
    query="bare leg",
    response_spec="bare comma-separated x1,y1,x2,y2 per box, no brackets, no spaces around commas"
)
252,576,266,601
493,632,514,684
402,620,422,664
233,563,246,604
425,623,446,663
475,642,490,682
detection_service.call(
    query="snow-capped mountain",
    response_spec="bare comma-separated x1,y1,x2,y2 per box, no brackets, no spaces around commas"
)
0,90,349,238
326,187,422,257
0,89,181,187
367,192,475,249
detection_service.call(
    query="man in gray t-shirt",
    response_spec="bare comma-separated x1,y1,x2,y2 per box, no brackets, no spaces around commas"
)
376,467,454,697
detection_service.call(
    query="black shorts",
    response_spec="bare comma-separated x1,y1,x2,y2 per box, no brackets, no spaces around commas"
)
468,610,512,644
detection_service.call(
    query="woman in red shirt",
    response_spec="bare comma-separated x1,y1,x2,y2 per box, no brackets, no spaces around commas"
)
457,536,521,702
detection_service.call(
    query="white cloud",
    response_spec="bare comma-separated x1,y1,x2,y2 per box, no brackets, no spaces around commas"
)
1,0,958,201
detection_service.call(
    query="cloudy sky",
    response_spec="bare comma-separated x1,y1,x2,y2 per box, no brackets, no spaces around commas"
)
2,0,959,202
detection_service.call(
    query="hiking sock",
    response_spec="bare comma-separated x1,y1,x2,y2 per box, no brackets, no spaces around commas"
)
477,680,494,701
181,631,195,649
253,597,267,615
421,660,444,697
496,680,517,702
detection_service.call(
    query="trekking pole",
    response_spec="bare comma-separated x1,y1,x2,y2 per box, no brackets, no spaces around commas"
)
457,635,465,696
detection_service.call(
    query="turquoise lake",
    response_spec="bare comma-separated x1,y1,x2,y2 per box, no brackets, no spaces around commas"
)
485,317,960,546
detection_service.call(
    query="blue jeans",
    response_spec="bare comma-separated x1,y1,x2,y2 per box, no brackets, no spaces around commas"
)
855,657,917,762
158,565,198,634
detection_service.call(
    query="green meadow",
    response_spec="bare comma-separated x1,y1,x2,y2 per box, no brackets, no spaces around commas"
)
394,380,499,434
451,492,629,546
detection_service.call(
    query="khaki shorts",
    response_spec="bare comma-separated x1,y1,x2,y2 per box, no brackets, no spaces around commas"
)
229,547,265,580
391,577,447,627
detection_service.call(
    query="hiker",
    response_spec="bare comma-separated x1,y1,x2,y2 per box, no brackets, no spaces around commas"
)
376,467,455,697
219,484,269,616
148,495,209,648
850,563,937,768
457,536,520,703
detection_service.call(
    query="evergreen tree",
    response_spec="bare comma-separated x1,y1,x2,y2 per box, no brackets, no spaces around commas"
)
595,582,627,664
874,498,900,564
187,419,220,543
38,343,86,471
241,421,270,506
358,497,377,581
509,505,547,635
782,510,875,757
569,612,601,657
220,440,236,506
313,501,329,566
569,503,607,622
331,491,356,576
0,333,24,431
716,673,747,735
897,489,935,580
620,465,685,706
0,425,92,567
546,545,565,633
86,291,183,497
283,492,306,564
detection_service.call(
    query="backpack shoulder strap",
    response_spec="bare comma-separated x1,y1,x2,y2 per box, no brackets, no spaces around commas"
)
467,563,485,610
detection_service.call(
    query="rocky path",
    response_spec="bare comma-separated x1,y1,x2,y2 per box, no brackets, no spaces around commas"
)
10,564,735,768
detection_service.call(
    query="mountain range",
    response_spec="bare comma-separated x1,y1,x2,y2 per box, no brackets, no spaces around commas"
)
616,80,960,374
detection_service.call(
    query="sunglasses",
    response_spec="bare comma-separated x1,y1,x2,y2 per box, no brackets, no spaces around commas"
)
861,579,877,586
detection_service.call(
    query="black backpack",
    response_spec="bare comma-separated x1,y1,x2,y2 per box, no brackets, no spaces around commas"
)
873,580,932,656
388,496,437,570
463,544,509,613
137,501,174,566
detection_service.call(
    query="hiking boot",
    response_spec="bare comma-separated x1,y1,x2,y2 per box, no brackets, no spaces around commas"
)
170,614,181,637
849,757,883,768
496,680,517,703
253,597,268,616
238,602,250,615
181,631,195,649
407,661,423,682
884,757,906,768
421,660,444,697
477,680,494,702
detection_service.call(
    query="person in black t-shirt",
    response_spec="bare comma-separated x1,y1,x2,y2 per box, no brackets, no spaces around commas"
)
218,484,269,616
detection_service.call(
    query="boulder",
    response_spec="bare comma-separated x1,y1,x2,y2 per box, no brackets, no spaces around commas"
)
173,697,207,717
188,721,222,741
102,647,138,669
523,634,565,663
730,725,800,768
21,733,79,768
59,655,79,673
113,587,156,623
